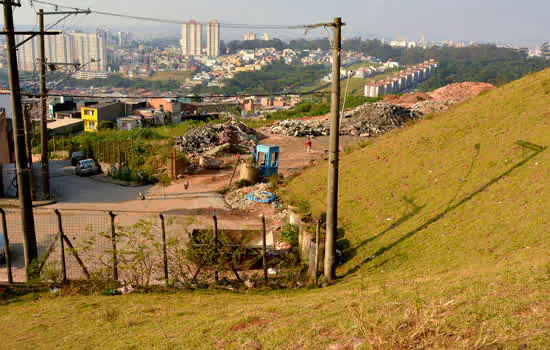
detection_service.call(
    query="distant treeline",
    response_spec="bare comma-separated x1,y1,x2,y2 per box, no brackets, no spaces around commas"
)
226,38,550,90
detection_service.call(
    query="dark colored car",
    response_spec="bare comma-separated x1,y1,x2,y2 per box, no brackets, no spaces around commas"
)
71,151,86,166
75,159,100,176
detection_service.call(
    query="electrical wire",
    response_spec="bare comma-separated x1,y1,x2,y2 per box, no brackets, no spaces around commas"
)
29,0,311,30
19,90,330,99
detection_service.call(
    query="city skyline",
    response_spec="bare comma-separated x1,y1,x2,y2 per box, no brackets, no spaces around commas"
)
4,0,549,45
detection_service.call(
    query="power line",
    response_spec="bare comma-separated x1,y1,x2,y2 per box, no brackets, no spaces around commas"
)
28,0,311,30
19,89,330,99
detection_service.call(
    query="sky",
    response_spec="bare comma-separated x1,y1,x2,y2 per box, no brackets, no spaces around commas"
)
4,0,550,45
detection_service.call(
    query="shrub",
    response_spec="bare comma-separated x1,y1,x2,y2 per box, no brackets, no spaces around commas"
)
98,120,115,131
281,223,299,247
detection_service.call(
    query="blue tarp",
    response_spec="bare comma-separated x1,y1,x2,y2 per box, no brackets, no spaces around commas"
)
246,191,276,203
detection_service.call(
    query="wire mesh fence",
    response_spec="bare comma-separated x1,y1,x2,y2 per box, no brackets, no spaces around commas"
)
0,208,280,286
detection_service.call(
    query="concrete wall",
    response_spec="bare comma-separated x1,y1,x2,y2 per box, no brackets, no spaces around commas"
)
0,111,10,164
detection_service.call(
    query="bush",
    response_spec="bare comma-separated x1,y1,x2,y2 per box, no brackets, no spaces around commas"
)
281,223,299,247
98,120,115,131
236,179,251,188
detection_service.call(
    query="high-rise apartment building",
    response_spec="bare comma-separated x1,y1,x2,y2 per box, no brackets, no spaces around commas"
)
180,21,202,56
207,20,220,57
16,32,107,78
118,32,132,48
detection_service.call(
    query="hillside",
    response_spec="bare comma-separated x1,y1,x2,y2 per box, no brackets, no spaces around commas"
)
1,69,550,348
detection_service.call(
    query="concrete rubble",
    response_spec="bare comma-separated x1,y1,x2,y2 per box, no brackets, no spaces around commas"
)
340,102,418,137
226,183,272,211
268,102,417,138
175,121,261,155
269,119,329,137
384,82,495,115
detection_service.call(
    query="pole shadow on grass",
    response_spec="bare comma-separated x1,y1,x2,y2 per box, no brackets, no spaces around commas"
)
344,141,546,277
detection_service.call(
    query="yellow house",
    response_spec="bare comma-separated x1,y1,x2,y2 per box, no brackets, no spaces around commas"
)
81,102,125,132
81,107,98,132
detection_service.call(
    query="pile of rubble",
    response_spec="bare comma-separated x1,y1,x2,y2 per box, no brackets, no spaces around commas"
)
383,82,495,115
226,183,274,211
429,82,494,102
340,102,418,137
175,121,261,155
410,98,462,115
269,119,329,137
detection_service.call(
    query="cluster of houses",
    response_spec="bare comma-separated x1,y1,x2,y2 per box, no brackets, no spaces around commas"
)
364,59,438,97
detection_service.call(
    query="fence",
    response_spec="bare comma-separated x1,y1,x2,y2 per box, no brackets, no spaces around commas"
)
0,208,283,286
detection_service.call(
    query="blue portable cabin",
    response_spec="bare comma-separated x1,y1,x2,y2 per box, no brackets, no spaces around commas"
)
253,144,279,178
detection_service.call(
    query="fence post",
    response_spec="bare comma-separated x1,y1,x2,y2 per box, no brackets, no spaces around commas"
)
0,208,13,284
54,209,67,282
262,215,268,284
213,214,219,282
314,219,320,285
108,211,118,281
160,213,169,286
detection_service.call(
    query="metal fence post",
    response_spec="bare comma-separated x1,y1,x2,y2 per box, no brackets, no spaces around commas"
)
54,209,67,282
0,208,13,284
262,215,268,284
160,213,169,286
213,214,219,282
108,211,118,281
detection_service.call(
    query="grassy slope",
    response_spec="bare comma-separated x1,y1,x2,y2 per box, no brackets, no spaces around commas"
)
1,70,550,349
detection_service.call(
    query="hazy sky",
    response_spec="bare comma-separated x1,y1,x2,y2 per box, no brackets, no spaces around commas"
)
5,0,550,44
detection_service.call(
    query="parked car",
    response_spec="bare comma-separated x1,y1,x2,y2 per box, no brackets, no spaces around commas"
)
71,151,86,166
0,238,6,265
75,159,99,176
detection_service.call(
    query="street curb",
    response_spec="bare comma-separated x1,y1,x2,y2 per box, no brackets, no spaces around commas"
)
0,199,57,208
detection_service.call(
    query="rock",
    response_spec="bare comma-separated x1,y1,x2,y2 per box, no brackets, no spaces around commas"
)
339,102,418,137
268,119,329,137
199,156,221,169
244,279,256,289
204,143,231,157
174,121,261,155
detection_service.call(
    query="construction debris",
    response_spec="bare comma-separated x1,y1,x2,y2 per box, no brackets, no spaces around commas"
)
340,102,418,137
269,119,329,137
175,121,261,155
226,183,274,211
199,156,221,169
384,82,495,115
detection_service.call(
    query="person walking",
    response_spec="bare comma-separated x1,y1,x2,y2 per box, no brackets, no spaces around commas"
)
305,137,312,153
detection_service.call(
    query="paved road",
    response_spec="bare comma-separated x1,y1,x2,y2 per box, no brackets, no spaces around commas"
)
49,159,151,204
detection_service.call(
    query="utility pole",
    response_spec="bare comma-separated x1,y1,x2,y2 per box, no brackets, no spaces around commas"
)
2,0,39,277
37,8,90,199
38,9,50,200
22,104,36,201
324,17,343,282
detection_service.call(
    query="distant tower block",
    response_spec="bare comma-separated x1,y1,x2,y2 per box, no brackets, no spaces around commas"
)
207,20,220,57
181,20,202,57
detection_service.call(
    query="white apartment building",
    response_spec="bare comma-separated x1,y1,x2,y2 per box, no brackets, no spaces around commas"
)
181,21,202,57
207,20,220,57
16,32,106,75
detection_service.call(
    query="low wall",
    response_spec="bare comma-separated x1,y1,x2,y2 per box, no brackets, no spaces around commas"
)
292,208,324,279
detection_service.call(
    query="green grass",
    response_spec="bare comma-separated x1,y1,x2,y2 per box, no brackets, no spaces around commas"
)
2,69,550,348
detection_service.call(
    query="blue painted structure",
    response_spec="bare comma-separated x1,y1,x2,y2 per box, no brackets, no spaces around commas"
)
253,144,279,178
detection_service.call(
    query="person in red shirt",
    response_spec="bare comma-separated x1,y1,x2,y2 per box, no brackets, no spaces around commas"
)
305,137,312,153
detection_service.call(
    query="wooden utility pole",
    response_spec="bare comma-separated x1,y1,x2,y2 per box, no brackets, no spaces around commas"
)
22,104,36,201
2,0,39,278
38,9,50,200
36,8,88,199
324,17,343,282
